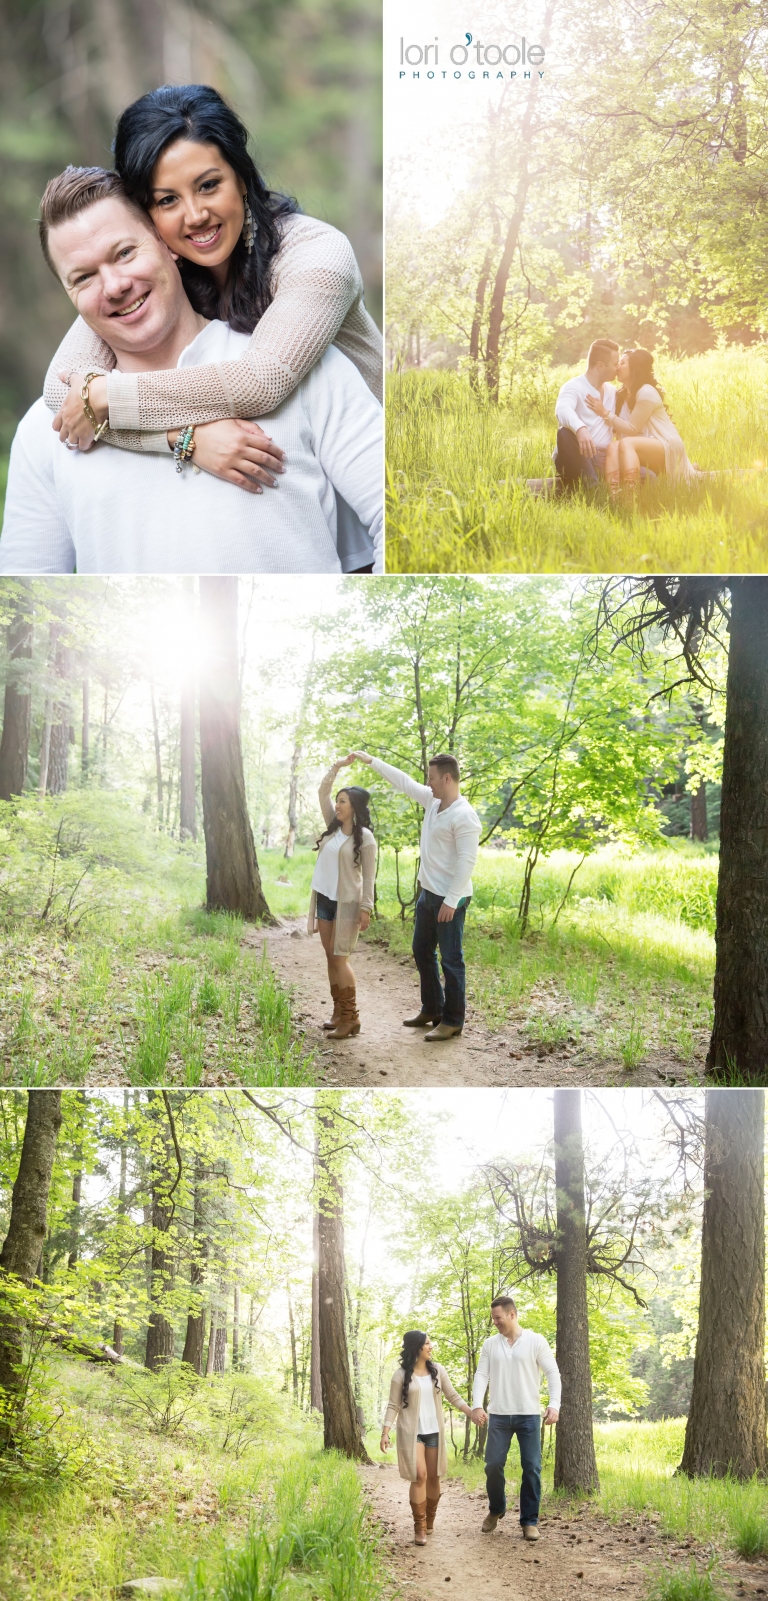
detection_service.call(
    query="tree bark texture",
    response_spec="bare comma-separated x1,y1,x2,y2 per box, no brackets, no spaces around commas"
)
181,1163,208,1373
708,578,768,1074
552,1088,599,1493
179,676,197,840
0,586,33,801
144,1100,176,1372
0,1091,62,1417
680,1089,766,1478
311,1205,322,1411
199,577,272,920
47,638,72,795
690,781,708,842
316,1110,370,1460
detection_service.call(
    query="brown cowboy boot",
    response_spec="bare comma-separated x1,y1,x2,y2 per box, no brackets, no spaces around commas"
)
412,1503,427,1545
426,1494,441,1532
322,983,341,1030
327,985,360,1039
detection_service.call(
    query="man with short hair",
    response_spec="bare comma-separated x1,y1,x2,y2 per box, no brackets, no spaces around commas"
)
471,1296,561,1540
553,338,620,490
0,166,382,574
350,750,481,1040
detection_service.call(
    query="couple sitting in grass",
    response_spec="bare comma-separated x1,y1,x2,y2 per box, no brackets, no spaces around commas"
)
549,338,698,498
381,1297,561,1547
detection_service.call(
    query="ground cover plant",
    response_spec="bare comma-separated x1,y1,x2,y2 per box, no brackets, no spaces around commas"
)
0,794,312,1088
386,352,768,574
0,1357,385,1601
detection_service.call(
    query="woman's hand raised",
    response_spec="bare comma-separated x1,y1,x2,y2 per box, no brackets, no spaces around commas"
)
347,751,373,765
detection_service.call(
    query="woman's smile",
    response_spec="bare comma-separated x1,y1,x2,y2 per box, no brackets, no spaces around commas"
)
149,138,247,272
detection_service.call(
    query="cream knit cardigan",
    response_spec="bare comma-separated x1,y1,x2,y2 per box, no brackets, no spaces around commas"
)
383,1364,469,1482
307,769,376,957
43,213,382,453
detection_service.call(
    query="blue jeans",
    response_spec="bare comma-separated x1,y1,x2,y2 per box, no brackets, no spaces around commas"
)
485,1414,542,1525
412,889,470,1027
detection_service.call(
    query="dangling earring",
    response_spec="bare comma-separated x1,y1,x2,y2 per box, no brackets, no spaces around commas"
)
242,198,254,254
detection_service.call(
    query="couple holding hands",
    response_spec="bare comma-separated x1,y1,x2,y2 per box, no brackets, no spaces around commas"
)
381,1297,561,1546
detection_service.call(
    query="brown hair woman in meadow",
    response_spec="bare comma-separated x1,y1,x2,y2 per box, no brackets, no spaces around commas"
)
381,1331,474,1546
308,756,376,1038
586,347,698,494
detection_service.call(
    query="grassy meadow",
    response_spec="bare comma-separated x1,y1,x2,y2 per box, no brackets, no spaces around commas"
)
0,790,716,1083
385,347,768,573
0,1357,386,1601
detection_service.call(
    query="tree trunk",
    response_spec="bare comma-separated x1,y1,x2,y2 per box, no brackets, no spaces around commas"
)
0,1091,62,1428
81,676,90,779
198,577,272,920
214,1318,227,1373
311,1205,322,1411
679,1089,766,1478
149,678,164,828
144,1098,176,1372
316,1105,370,1460
690,780,708,842
113,1109,128,1356
283,636,316,857
708,578,768,1074
552,1088,599,1493
47,638,72,795
179,676,197,840
484,1,556,400
0,585,33,801
181,1162,208,1373
205,1308,218,1377
287,1283,299,1402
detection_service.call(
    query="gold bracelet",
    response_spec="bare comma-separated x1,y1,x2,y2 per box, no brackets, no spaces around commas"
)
80,372,109,441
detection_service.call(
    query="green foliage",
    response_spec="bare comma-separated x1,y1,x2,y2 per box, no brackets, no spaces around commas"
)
729,1504,768,1559
386,358,768,574
647,1564,726,1601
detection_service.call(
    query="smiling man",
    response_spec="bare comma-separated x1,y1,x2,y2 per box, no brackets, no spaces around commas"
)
0,167,382,574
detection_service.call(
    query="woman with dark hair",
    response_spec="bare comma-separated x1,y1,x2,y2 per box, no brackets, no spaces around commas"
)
308,756,377,1039
586,346,696,494
381,1332,473,1545
43,83,381,563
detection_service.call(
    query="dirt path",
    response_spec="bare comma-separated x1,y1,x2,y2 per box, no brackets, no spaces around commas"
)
249,920,704,1088
362,1465,766,1601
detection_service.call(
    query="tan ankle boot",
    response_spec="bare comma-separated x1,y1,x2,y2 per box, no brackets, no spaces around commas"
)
327,985,360,1039
412,1503,427,1545
322,984,341,1030
426,1494,441,1532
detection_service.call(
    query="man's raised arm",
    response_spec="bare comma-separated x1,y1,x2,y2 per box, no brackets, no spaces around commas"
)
350,753,434,809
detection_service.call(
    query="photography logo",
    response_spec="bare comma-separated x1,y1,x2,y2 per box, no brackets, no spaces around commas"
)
397,29,545,82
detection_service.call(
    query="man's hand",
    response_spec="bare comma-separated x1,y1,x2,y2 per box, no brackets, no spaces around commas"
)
348,751,373,765
53,371,108,450
437,902,456,923
543,1407,559,1426
470,1406,487,1426
176,419,286,491
576,427,597,459
359,910,371,932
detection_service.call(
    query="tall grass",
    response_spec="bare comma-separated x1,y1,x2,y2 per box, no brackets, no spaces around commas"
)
386,348,768,572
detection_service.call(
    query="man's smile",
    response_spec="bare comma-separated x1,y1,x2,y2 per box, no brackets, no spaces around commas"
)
110,292,150,319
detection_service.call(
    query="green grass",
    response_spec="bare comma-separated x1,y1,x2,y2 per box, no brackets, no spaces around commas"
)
369,842,715,1071
0,794,313,1088
0,1359,385,1601
0,791,719,1080
370,1415,768,1569
386,347,768,572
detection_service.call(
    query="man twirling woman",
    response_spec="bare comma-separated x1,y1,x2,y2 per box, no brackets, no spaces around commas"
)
308,757,376,1038
381,1332,474,1545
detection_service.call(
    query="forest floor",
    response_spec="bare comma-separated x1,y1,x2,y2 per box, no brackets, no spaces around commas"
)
254,916,708,1088
364,1464,768,1601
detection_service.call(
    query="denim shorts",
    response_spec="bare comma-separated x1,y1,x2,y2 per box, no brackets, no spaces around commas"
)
315,892,338,922
416,1432,439,1448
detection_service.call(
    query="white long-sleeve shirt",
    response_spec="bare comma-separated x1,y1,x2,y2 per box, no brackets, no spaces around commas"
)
370,759,481,909
554,374,616,449
472,1330,561,1415
0,322,383,575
